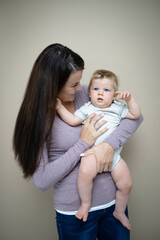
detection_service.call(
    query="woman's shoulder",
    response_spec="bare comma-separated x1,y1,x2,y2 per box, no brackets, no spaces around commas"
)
81,85,89,96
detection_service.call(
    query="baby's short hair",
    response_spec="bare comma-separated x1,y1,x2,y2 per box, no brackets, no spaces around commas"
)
88,69,119,93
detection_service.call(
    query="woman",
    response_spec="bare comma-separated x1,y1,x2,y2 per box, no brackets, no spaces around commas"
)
13,43,143,240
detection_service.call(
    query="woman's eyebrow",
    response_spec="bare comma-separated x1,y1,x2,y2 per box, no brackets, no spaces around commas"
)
72,82,79,86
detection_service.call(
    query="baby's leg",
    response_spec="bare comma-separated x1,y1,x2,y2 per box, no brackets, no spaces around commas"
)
76,153,97,222
111,158,132,230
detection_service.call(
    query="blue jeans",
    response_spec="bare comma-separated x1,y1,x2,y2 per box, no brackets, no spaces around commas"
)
56,205,130,240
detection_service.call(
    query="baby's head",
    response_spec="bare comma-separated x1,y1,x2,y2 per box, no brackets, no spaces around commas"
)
88,69,119,93
88,69,119,108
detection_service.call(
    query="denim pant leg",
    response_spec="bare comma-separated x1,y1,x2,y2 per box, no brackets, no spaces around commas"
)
56,205,130,240
56,211,99,240
97,205,130,240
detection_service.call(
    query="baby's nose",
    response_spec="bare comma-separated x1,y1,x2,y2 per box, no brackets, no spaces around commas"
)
98,89,103,95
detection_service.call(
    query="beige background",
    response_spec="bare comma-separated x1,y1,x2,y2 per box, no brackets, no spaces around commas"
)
1,0,160,239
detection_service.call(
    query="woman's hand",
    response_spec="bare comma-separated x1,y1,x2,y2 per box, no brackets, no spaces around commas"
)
80,113,108,147
81,142,114,173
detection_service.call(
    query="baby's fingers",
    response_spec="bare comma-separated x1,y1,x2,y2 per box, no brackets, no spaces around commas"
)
121,91,131,101
122,91,129,98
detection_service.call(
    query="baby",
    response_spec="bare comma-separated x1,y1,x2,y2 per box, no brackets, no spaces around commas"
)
56,69,141,230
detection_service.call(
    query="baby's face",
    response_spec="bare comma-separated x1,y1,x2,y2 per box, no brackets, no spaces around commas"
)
89,78,115,108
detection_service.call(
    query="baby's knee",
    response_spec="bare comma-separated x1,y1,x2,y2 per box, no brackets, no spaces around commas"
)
79,165,94,181
124,178,133,191
79,166,90,177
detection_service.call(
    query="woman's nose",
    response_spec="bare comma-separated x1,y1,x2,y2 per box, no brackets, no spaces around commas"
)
76,83,82,91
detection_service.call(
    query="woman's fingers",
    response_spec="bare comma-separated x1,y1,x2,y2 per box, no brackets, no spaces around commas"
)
96,127,108,137
86,114,107,129
80,149,95,157
80,143,114,174
80,114,108,147
95,119,107,130
91,114,105,126
85,113,96,124
94,143,114,173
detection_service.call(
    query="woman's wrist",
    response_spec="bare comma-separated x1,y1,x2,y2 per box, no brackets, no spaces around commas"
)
104,137,117,150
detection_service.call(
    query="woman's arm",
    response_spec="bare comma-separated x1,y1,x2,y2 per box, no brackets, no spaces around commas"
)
105,114,143,150
33,114,108,191
33,139,90,191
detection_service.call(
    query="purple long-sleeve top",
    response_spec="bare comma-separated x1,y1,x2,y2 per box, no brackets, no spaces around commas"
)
33,85,143,212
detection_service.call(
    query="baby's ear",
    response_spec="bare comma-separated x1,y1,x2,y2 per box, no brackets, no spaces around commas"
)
114,91,120,99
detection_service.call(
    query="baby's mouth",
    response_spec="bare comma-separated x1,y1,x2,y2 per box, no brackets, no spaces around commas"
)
97,97,103,101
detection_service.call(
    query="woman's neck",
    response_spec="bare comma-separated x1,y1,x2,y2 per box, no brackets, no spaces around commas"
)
62,101,75,113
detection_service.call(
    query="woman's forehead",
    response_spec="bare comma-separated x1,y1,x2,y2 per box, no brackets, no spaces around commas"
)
67,70,83,84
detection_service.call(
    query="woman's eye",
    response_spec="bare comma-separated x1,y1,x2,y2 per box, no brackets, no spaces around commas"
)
72,82,79,87
94,88,99,91
104,89,109,92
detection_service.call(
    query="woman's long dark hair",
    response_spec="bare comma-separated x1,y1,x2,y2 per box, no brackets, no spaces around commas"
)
13,43,84,178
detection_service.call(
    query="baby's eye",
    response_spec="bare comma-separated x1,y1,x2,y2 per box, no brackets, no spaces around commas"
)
94,88,99,91
104,89,109,92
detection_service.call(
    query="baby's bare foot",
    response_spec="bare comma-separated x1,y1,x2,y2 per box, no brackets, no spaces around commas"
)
75,203,90,222
75,211,88,222
113,211,131,230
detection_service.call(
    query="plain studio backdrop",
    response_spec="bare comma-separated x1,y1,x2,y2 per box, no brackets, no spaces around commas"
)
1,0,160,239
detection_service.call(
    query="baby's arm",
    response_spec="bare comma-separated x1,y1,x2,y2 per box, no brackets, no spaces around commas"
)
56,98,83,126
115,91,141,119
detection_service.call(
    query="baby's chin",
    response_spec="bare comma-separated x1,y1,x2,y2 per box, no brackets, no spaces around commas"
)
94,102,110,108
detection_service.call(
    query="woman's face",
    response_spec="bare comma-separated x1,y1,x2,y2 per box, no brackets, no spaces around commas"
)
58,70,83,103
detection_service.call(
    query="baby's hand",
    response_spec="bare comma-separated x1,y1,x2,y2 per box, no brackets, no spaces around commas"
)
115,91,132,102
56,98,62,110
